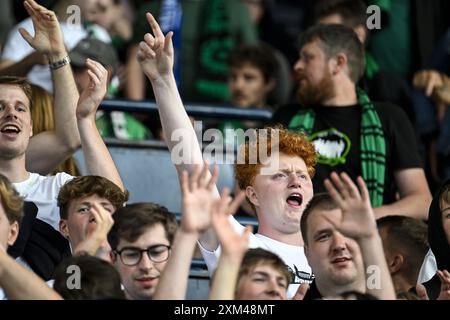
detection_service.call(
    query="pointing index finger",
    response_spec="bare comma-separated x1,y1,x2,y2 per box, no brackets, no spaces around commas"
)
146,12,164,39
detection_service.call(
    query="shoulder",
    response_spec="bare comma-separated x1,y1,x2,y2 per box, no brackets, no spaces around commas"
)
271,104,303,127
373,101,410,121
35,172,75,189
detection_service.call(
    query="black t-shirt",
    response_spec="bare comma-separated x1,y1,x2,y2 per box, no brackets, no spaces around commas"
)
271,102,422,204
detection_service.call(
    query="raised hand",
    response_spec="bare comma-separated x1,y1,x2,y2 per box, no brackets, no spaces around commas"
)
292,283,310,300
413,70,444,97
76,59,108,120
436,270,450,300
74,202,114,257
180,162,219,234
211,188,250,257
19,0,65,58
415,283,429,300
137,13,174,81
324,172,377,240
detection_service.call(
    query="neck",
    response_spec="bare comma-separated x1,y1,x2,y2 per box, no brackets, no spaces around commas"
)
0,155,30,182
322,79,357,107
257,224,304,246
392,273,415,293
316,278,366,298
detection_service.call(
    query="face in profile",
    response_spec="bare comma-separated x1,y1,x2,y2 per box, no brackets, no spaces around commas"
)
0,85,33,160
293,40,336,106
112,223,171,300
305,208,365,292
235,262,288,300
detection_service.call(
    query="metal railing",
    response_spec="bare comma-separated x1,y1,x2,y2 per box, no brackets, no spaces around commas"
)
100,99,274,121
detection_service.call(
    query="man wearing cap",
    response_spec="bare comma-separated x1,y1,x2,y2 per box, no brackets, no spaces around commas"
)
70,37,152,141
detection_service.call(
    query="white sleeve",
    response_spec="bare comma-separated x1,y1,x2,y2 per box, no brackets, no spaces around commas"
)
2,19,34,61
198,216,260,275
55,172,75,187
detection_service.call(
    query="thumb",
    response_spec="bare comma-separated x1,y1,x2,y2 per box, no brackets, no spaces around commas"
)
19,27,34,46
416,283,429,300
164,31,174,54
292,283,309,300
425,77,435,96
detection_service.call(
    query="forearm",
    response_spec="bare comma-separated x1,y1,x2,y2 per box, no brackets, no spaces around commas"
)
358,235,396,300
0,54,39,77
50,51,81,153
73,237,103,257
125,45,145,100
153,230,198,300
150,73,220,251
77,117,124,190
149,74,205,173
209,254,243,300
374,193,432,220
0,251,62,300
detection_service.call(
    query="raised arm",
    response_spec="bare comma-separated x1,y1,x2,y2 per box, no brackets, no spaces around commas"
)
76,59,124,190
153,163,218,299
373,168,432,220
73,202,114,262
209,189,249,300
324,172,396,300
0,246,62,300
18,0,81,175
137,13,220,250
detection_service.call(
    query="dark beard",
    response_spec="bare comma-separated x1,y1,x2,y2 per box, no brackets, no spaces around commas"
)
297,72,335,106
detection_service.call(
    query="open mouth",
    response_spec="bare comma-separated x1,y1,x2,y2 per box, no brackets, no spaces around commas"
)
286,193,303,208
0,124,21,135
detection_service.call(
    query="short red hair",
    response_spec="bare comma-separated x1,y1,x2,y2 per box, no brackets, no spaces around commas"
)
235,126,317,189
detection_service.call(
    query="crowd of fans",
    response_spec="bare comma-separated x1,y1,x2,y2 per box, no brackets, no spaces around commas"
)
0,0,449,301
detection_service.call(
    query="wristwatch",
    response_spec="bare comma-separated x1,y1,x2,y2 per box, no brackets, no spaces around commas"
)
49,55,71,70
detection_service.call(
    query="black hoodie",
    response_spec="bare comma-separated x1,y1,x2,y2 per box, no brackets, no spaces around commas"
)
423,179,450,299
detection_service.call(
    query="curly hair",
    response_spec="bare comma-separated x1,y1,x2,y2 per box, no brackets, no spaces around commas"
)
235,126,317,190
0,174,23,224
57,175,128,219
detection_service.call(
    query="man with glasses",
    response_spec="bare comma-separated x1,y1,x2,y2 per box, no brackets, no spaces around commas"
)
108,203,177,300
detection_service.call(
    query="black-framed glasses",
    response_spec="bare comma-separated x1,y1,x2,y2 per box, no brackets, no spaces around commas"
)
114,244,171,266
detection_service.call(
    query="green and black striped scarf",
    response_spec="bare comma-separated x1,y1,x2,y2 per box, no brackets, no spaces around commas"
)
288,88,386,207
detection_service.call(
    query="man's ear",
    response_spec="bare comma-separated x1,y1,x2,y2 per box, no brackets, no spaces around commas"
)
265,78,276,94
59,219,70,239
389,254,404,274
304,244,310,259
7,221,19,246
353,24,367,44
246,186,259,207
329,53,348,76
29,119,33,138
110,250,117,263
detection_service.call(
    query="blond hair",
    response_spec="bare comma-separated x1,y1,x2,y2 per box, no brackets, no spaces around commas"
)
30,84,80,176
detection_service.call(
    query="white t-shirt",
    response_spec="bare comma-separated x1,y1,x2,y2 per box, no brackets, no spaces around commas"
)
198,216,313,299
418,249,438,284
1,18,111,93
13,172,74,231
